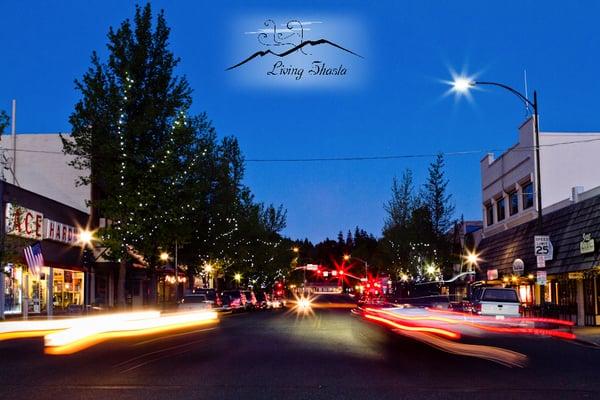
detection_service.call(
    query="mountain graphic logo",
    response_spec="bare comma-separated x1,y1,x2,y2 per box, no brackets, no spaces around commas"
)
227,19,363,71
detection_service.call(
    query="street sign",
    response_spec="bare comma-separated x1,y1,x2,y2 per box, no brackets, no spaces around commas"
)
536,270,547,285
487,269,498,280
534,235,553,261
512,259,524,274
580,233,595,254
568,272,584,280
536,255,546,269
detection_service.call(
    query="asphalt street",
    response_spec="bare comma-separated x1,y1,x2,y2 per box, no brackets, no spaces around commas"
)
1,296,600,400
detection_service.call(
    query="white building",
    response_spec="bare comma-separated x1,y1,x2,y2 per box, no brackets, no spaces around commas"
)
480,117,600,238
0,133,89,212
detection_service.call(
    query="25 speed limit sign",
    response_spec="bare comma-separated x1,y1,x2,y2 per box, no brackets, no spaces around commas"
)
534,235,554,261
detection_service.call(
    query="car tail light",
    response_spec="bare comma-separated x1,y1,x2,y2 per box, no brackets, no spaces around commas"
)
473,303,482,314
231,298,240,307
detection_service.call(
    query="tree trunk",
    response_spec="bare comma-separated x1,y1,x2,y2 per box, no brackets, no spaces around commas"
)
117,258,127,308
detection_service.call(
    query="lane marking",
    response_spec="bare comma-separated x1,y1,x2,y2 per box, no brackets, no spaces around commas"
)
114,338,209,368
133,327,216,346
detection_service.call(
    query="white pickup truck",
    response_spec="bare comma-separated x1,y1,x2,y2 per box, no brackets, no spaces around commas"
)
470,287,522,317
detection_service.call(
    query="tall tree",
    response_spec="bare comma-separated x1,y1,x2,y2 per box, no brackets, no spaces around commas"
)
383,169,414,230
424,153,455,236
62,4,201,305
0,110,8,134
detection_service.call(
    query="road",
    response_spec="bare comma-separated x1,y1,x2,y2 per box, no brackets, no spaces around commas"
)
1,295,599,400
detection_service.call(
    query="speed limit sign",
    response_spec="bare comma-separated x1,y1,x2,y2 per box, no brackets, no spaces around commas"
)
534,235,554,261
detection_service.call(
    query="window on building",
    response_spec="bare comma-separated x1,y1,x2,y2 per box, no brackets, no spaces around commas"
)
496,197,506,221
509,191,519,216
522,182,534,209
485,203,494,226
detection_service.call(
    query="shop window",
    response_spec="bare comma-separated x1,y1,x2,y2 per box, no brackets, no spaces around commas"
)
496,197,506,221
485,204,494,226
509,191,519,216
3,265,23,314
522,182,534,209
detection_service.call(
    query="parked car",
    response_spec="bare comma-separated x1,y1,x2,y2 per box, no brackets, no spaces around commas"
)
470,287,522,317
255,292,272,310
221,290,247,312
243,291,257,310
270,293,286,309
178,294,212,311
193,288,218,307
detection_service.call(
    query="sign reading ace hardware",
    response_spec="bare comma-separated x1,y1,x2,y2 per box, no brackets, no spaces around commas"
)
534,235,554,261
5,203,80,245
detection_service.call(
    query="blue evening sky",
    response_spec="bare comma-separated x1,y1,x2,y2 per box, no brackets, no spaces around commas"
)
2,1,600,242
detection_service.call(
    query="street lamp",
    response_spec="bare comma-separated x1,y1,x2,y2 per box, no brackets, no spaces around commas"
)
450,76,543,236
234,273,242,288
451,75,546,305
344,254,368,280
463,250,480,270
159,252,169,262
425,264,437,276
77,229,94,247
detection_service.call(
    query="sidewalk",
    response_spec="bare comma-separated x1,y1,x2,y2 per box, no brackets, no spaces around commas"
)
572,326,600,346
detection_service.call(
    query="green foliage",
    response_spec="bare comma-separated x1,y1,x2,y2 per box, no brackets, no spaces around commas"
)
424,153,455,236
0,110,8,134
62,3,289,295
380,154,456,280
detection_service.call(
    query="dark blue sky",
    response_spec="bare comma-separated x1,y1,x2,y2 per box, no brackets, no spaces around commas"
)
2,1,600,242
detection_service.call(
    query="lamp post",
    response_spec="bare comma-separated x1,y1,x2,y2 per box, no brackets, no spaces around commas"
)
344,254,369,281
292,247,304,292
452,77,545,304
77,229,109,313
451,78,543,236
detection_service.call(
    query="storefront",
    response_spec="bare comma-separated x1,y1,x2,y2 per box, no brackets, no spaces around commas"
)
477,190,600,326
2,264,85,315
1,181,92,318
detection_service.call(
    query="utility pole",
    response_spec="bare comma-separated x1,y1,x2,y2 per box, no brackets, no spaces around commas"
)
11,100,16,185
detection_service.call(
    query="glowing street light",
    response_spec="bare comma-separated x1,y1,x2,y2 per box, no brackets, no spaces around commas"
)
343,254,350,261
204,263,213,274
292,247,300,253
159,252,169,262
447,70,546,298
451,76,474,93
400,273,410,282
234,273,242,282
426,264,437,275
464,250,480,269
77,229,94,247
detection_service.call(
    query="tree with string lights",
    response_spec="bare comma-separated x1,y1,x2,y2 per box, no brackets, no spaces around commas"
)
62,3,209,305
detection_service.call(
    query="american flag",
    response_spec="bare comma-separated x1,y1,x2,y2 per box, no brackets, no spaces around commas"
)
24,242,45,276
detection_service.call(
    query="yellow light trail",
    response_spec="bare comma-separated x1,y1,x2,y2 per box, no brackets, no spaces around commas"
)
44,311,218,355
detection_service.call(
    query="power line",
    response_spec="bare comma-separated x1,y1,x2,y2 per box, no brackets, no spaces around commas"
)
245,137,600,163
1,136,600,163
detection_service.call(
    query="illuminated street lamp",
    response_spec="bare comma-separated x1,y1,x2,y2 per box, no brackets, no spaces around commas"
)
450,74,546,301
450,76,543,236
159,252,169,262
425,264,437,276
344,254,368,280
77,229,94,247
463,250,480,270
